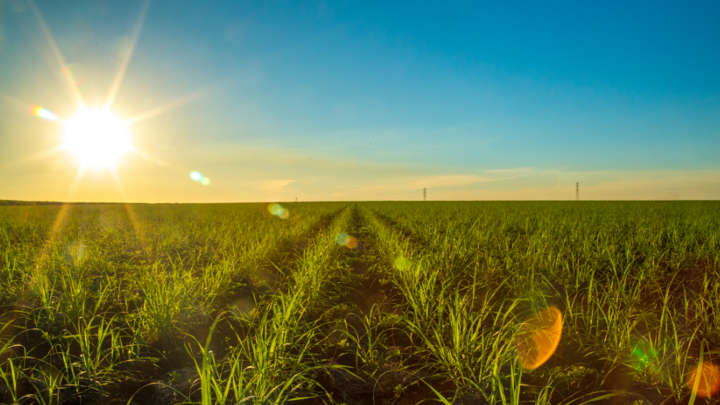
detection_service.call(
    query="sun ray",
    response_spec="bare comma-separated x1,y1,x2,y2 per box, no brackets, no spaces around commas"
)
104,0,151,109
109,171,149,250
4,146,64,168
131,146,173,168
127,89,207,125
31,202,72,276
124,203,148,251
28,0,86,109
0,93,34,110
47,204,72,245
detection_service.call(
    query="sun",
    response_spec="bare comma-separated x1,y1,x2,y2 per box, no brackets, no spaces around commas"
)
62,108,133,170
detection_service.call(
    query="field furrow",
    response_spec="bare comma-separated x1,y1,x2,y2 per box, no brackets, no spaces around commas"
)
303,204,417,404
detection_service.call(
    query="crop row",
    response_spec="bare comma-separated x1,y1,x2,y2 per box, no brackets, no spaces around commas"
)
1,201,719,404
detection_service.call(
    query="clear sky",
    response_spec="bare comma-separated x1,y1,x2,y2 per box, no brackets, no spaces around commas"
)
1,0,719,201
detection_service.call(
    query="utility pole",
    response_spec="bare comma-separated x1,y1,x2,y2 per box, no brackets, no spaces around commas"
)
576,182,580,201
423,188,427,201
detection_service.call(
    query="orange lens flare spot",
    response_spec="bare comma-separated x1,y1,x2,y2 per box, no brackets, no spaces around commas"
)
515,306,563,370
345,235,359,249
688,362,720,398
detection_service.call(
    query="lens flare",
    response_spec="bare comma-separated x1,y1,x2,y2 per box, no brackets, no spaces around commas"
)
631,340,658,371
515,306,563,370
268,203,289,219
33,106,58,121
336,233,360,249
345,235,359,249
66,240,86,266
189,171,211,186
269,203,284,216
190,171,203,182
688,362,720,398
336,232,350,246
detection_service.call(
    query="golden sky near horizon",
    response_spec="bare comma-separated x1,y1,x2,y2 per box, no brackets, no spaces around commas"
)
4,120,720,202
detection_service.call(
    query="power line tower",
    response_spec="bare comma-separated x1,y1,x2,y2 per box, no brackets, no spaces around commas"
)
576,182,580,201
423,188,427,201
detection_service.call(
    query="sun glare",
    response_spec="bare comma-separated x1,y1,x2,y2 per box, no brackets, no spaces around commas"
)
62,108,133,170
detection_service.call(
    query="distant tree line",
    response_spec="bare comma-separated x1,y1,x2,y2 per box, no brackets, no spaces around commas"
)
0,200,64,205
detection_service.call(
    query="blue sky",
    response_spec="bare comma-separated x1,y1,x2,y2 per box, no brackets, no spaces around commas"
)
1,0,719,201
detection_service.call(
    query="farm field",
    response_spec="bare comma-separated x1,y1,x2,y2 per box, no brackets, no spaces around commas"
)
1,201,719,404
